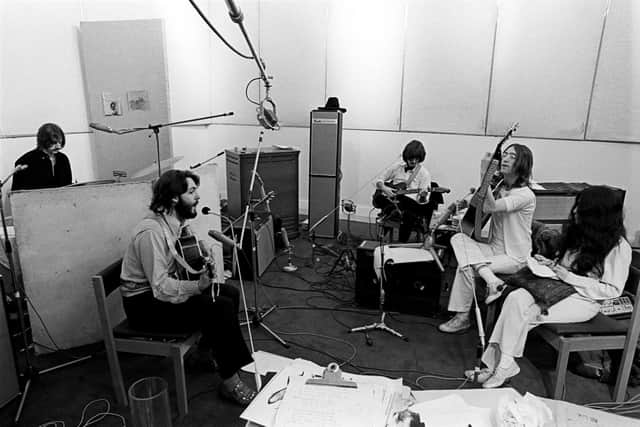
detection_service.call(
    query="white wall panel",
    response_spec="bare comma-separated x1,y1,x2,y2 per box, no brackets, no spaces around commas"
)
162,1,212,122
402,0,496,134
325,0,406,130
209,0,261,126
487,0,608,138
1,0,87,135
260,0,328,127
586,0,640,142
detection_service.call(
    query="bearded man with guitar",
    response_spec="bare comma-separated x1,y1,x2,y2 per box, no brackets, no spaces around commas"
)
373,140,432,243
439,134,536,335
119,169,256,406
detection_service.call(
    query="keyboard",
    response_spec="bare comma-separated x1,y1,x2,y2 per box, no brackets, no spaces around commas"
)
600,296,634,317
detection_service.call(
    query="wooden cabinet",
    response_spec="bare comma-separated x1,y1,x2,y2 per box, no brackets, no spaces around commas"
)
533,182,625,227
226,147,300,238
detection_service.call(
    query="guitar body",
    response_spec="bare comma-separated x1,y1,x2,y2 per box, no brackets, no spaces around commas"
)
175,234,210,280
373,181,430,207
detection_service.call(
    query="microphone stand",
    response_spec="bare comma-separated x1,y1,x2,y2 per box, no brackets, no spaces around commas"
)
0,170,91,424
237,132,288,348
205,209,263,391
91,112,233,178
190,150,225,170
349,231,408,341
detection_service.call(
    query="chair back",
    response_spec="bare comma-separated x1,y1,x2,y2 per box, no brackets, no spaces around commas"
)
626,250,640,297
97,259,124,297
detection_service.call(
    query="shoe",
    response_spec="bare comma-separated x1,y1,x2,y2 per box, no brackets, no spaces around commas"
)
485,281,506,305
464,367,493,384
482,362,520,389
438,313,471,333
219,380,257,406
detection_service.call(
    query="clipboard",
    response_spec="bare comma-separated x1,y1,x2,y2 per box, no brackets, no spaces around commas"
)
305,363,357,388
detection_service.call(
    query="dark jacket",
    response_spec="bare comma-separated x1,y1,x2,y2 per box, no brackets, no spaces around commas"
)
11,149,72,191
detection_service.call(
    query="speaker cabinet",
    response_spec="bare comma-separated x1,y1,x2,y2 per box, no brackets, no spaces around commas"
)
226,147,300,238
231,214,275,277
308,110,343,238
355,241,442,317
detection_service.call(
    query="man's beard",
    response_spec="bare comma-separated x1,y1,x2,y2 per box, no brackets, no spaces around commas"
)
175,199,198,220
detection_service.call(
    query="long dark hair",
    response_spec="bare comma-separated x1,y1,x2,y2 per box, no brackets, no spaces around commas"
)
149,169,200,213
503,143,532,188
559,186,626,276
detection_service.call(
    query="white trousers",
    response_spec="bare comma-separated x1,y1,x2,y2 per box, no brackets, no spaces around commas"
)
447,233,524,312
481,289,600,369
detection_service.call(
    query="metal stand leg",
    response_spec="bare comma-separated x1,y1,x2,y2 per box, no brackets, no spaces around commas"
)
349,238,408,342
239,215,289,348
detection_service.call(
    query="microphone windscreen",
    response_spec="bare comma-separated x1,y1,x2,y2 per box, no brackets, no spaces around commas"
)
202,206,211,215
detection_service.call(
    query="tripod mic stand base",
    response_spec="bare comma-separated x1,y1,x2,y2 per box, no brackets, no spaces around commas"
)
349,312,409,341
282,264,298,272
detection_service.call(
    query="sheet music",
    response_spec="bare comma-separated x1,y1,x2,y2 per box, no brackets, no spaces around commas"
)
273,376,393,427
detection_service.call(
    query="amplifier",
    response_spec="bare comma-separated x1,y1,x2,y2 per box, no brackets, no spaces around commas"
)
230,214,276,277
355,241,441,317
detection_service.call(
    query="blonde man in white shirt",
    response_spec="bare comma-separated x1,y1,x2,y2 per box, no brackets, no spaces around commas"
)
472,186,631,388
374,139,432,242
439,144,536,334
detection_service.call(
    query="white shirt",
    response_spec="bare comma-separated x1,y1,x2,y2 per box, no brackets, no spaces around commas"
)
560,238,632,301
377,161,432,202
488,186,536,261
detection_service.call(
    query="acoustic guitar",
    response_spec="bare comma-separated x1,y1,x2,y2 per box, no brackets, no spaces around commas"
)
460,122,518,242
175,233,215,281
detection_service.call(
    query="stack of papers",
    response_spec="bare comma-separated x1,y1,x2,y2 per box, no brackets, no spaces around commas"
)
241,357,406,427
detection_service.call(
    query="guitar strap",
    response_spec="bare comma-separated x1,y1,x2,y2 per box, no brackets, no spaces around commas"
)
405,163,421,188
159,214,204,276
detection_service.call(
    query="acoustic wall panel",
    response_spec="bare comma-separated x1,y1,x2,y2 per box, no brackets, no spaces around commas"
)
1,0,87,135
402,0,497,134
260,0,328,127
79,19,172,179
209,0,261,126
487,0,608,139
586,0,640,142
325,0,405,130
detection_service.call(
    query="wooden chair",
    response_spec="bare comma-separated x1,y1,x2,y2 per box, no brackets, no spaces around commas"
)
533,250,640,401
92,259,201,417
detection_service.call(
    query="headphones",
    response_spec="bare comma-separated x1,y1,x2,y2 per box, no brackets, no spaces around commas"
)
257,97,280,130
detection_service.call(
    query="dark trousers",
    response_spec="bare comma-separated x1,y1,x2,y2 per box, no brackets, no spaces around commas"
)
122,283,252,379
373,193,433,242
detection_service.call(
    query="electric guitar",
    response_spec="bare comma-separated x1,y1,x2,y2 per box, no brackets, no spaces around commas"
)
373,181,448,207
460,122,518,242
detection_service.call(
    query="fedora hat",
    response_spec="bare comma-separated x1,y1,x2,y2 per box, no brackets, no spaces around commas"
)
318,97,346,113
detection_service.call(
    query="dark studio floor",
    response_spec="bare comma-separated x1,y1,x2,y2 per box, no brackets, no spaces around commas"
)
1,221,639,426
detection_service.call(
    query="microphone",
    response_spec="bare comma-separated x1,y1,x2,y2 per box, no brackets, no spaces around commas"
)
202,206,213,216
224,0,244,23
89,122,115,133
208,229,240,249
0,165,29,188
190,151,225,170
257,98,279,130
